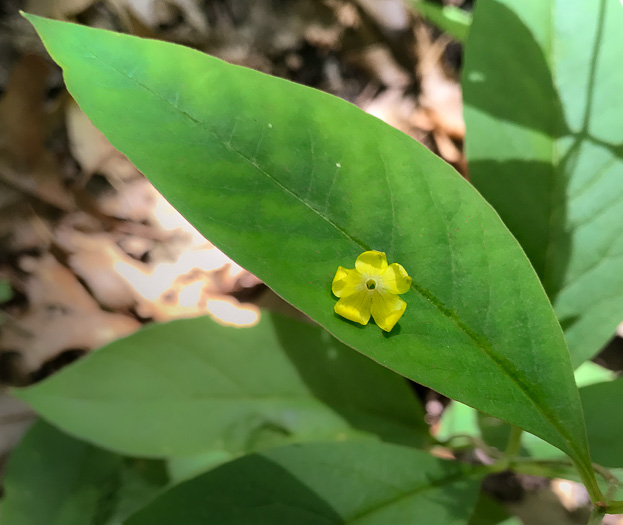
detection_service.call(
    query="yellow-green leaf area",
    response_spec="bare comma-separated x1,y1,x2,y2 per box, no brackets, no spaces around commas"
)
22,13,595,484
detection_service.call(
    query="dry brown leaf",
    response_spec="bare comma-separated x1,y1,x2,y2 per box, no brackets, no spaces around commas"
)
56,230,138,311
355,0,410,31
65,101,116,177
66,101,140,185
111,240,242,321
415,21,464,140
0,255,139,374
96,177,158,221
346,44,411,88
0,54,75,211
0,183,53,254
362,88,422,140
25,0,98,19
433,129,462,163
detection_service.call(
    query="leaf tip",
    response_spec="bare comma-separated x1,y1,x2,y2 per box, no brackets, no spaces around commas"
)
19,10,37,24
20,11,52,37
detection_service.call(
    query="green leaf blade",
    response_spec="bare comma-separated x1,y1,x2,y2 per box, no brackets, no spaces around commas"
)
463,0,623,367
23,14,591,473
0,421,168,525
15,313,428,457
126,442,484,525
580,378,623,468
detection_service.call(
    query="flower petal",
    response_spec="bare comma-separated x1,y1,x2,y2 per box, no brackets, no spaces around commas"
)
355,250,388,276
334,290,372,325
332,266,363,297
371,292,407,332
382,263,412,294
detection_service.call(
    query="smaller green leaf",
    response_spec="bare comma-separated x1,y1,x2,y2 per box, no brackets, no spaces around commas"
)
126,441,485,525
437,400,480,445
15,313,428,457
580,379,623,468
0,421,167,525
574,361,616,388
407,0,472,42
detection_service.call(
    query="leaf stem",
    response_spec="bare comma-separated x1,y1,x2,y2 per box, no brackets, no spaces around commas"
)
573,458,606,506
587,506,605,525
443,430,609,506
604,500,623,514
504,426,523,461
489,426,523,472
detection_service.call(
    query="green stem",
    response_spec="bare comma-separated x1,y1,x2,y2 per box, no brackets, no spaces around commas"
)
504,426,523,461
573,458,606,505
587,506,605,525
605,500,623,514
489,426,523,472
442,428,609,506
592,463,620,501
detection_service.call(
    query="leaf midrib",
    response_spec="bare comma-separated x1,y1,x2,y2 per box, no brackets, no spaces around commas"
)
72,42,581,460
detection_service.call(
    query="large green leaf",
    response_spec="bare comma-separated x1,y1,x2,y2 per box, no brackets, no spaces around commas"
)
463,0,623,367
15,313,427,457
0,421,168,525
126,441,484,525
23,14,594,483
438,366,621,467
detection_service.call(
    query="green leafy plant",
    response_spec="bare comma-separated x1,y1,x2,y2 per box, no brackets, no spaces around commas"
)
2,1,622,523
406,0,472,42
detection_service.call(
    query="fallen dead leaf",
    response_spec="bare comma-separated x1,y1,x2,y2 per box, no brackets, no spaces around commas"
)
0,254,139,376
0,54,74,211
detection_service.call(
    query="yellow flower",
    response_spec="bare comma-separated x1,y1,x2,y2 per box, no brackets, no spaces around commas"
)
332,250,412,332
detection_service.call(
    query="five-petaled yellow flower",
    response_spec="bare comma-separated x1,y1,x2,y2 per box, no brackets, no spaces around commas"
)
332,250,412,332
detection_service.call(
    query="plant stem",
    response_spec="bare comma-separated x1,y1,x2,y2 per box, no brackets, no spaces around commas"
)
504,426,523,462
592,463,620,501
587,506,605,525
488,425,524,473
573,458,606,506
605,500,623,514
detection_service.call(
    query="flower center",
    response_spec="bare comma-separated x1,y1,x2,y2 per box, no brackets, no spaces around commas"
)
366,279,377,290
